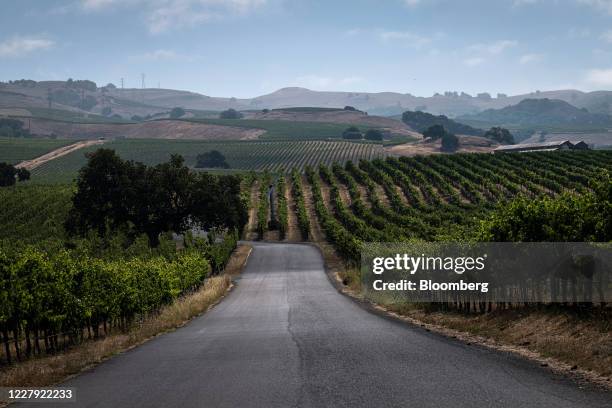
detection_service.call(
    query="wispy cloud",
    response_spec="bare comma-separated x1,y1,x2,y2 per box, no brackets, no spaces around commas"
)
577,0,612,15
127,49,201,62
463,57,485,67
568,27,591,39
468,40,518,55
519,53,544,64
585,68,612,86
601,30,612,43
379,31,432,48
0,35,54,57
79,0,268,33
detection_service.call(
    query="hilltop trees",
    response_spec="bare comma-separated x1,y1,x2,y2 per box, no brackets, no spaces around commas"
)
441,132,459,152
364,129,384,141
66,149,247,247
423,124,447,140
195,150,230,168
220,108,243,119
0,118,31,138
170,107,186,119
402,110,483,136
342,126,363,140
485,127,515,144
423,125,459,152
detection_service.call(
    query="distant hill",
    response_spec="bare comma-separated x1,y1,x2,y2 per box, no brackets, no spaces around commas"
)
2,79,612,121
457,99,612,128
401,110,484,136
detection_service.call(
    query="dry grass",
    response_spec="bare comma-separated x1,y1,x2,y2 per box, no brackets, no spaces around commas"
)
325,252,612,387
390,307,612,380
0,244,252,395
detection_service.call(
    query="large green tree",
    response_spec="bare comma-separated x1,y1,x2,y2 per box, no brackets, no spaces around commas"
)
66,149,247,247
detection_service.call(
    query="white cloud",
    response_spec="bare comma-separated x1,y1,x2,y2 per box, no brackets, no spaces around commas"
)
601,30,612,43
0,36,54,57
468,40,518,55
80,0,268,33
464,57,485,67
519,53,544,64
379,31,432,48
585,68,612,86
294,75,364,90
403,0,423,6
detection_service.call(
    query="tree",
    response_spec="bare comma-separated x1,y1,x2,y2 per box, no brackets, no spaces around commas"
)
195,150,230,169
0,118,31,138
169,107,186,119
485,127,515,144
16,168,30,182
220,108,243,119
342,126,362,140
423,124,446,140
65,149,248,247
344,106,357,111
364,129,384,141
441,132,459,152
0,163,17,187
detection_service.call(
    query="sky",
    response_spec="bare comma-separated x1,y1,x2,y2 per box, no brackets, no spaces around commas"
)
1,0,612,98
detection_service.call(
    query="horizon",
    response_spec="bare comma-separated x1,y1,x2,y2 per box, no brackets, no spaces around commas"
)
2,1,612,98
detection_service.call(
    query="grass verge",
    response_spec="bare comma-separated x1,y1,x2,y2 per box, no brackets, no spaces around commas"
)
0,244,252,395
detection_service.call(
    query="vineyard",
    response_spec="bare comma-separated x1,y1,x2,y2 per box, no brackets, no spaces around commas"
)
29,139,384,183
256,149,612,259
0,137,74,165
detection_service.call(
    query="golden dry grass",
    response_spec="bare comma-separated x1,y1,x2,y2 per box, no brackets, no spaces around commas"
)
0,244,252,395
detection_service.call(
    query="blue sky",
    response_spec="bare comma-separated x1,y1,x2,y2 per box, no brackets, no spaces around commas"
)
1,0,612,98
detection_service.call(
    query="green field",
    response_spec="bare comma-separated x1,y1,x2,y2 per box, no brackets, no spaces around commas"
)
29,138,384,183
0,137,75,164
184,118,374,140
9,107,134,124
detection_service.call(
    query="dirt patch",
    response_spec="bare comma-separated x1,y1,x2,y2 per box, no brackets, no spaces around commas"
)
387,135,497,157
23,118,265,141
15,140,104,170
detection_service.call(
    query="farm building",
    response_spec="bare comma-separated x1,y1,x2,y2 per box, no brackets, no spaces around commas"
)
493,140,590,153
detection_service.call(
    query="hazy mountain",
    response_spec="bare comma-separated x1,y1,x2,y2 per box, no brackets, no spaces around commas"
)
2,79,612,119
458,98,612,128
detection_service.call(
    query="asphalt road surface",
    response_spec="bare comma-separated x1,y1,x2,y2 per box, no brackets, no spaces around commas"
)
20,242,610,407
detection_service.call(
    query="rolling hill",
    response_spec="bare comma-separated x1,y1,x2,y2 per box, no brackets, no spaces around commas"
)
457,98,612,129
3,79,612,119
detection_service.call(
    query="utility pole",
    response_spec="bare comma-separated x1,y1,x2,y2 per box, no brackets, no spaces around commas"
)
121,77,124,89
141,73,145,89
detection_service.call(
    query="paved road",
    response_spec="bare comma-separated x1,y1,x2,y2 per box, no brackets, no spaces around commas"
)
22,242,609,407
